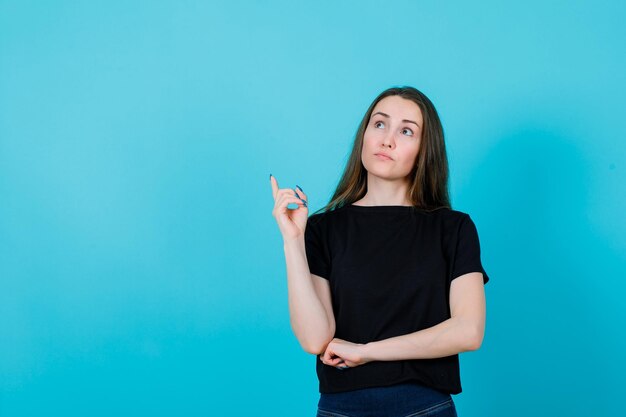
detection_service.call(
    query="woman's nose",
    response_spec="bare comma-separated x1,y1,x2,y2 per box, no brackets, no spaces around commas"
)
382,131,395,147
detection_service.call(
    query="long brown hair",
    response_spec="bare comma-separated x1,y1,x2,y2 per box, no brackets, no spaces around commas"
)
312,85,451,215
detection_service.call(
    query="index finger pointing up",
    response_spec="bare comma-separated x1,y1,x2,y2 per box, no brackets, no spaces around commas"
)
270,174,278,200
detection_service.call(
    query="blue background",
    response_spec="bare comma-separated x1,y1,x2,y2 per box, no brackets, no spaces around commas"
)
1,1,624,416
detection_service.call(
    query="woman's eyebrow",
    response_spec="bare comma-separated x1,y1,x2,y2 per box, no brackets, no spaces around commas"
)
372,111,420,128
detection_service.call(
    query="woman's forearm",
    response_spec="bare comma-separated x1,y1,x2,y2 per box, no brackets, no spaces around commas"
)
283,237,334,354
361,317,481,362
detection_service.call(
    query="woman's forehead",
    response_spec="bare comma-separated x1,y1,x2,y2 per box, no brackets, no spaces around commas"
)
372,96,423,124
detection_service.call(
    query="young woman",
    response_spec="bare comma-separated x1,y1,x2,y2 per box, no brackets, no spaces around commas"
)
270,86,490,417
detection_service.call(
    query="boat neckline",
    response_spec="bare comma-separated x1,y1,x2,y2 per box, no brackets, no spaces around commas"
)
346,204,416,211
343,204,448,213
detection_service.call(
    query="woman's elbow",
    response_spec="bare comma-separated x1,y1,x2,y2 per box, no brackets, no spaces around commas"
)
302,331,334,355
465,326,485,351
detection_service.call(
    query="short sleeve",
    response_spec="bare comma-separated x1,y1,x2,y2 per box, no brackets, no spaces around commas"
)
450,214,490,285
304,214,331,280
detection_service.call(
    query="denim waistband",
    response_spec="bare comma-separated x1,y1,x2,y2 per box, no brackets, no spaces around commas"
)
318,381,452,417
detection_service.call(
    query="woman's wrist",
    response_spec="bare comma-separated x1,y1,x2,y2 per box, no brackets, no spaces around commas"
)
283,235,305,249
360,341,376,363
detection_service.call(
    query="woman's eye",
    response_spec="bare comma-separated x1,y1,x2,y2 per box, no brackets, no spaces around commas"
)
373,120,413,136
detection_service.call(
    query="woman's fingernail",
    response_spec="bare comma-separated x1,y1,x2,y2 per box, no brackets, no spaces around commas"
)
269,173,272,180
296,185,303,193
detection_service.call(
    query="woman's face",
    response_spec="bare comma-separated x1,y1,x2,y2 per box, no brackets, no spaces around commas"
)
361,95,423,180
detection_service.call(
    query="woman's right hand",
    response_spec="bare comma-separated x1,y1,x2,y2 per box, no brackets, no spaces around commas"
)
270,175,309,241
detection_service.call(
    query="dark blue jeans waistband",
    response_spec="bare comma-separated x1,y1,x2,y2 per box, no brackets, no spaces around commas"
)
317,381,455,417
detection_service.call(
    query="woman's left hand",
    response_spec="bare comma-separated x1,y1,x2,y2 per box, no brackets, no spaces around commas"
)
319,338,370,369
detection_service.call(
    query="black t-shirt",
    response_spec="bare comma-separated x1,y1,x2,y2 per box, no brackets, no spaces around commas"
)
304,204,490,395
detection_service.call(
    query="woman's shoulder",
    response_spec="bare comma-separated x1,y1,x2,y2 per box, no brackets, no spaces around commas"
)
409,206,469,220
306,204,352,228
437,207,470,219
419,207,475,233
308,205,344,220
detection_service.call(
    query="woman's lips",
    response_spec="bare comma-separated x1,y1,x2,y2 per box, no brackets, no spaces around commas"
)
375,153,393,161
